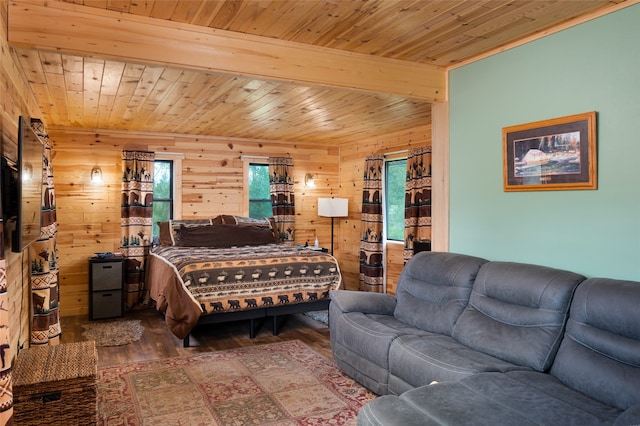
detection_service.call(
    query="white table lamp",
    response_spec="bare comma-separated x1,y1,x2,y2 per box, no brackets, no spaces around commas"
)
318,197,349,255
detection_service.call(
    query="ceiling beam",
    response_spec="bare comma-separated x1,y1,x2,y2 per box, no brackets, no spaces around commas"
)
8,1,445,102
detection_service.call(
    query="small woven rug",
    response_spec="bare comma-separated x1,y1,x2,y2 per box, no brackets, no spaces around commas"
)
304,309,329,325
97,340,375,425
82,319,144,347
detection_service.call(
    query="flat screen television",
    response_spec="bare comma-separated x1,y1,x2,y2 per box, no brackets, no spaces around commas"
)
10,116,44,252
1,157,18,224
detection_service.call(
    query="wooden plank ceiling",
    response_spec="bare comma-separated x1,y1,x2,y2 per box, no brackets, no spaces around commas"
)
8,0,629,145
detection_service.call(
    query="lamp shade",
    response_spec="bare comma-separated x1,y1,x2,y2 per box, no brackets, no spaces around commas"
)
318,198,348,217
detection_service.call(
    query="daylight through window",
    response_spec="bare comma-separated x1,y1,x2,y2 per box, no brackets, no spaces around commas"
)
152,160,173,238
248,163,272,218
385,159,406,241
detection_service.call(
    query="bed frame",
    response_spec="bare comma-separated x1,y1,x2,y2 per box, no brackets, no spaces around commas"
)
182,299,330,347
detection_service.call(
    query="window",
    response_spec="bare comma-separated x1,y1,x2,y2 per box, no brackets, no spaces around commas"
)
248,163,272,218
152,160,173,237
385,158,406,241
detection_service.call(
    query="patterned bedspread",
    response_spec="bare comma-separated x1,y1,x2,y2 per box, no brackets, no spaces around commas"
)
150,244,341,317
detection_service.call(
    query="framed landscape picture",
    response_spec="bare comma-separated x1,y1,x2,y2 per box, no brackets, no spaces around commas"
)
503,111,597,191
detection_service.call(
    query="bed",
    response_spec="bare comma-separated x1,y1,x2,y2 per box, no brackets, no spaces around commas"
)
146,217,341,346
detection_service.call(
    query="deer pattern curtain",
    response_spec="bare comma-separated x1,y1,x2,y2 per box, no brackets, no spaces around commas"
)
0,182,11,425
268,157,295,243
404,146,432,262
121,151,155,309
29,120,61,347
359,155,384,292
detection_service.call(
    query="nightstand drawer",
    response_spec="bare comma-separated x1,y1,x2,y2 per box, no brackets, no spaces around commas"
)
91,261,123,291
91,290,123,319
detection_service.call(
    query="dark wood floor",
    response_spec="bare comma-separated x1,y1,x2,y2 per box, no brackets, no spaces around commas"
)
60,309,332,368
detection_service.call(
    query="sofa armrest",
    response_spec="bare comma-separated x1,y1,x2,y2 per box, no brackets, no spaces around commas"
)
330,290,396,316
613,404,640,426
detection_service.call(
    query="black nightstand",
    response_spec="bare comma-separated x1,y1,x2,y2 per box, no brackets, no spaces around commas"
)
89,257,124,320
413,240,432,254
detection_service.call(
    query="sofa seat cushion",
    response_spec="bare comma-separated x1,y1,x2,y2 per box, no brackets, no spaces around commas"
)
330,301,434,394
365,314,438,336
358,371,622,426
452,261,585,371
331,310,434,368
388,334,531,393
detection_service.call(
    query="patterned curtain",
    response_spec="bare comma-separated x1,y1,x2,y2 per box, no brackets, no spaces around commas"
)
0,188,12,425
404,146,433,262
268,157,295,243
29,120,61,346
121,151,155,309
359,155,384,292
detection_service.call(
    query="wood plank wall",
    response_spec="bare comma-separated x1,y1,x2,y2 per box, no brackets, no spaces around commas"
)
0,5,47,360
48,129,340,316
49,122,430,316
337,124,432,295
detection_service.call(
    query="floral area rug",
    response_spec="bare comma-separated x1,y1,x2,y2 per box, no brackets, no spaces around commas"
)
82,319,144,347
97,340,376,425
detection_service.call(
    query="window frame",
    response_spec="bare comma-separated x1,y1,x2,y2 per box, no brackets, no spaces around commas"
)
383,155,407,243
245,161,272,219
152,159,174,218
151,153,183,239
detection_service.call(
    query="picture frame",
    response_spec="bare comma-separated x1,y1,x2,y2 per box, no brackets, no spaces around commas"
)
503,111,597,191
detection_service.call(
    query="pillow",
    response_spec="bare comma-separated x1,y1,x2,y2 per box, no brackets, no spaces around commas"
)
176,224,218,247
169,219,213,245
218,215,271,226
157,221,173,245
178,224,276,248
218,215,281,243
267,217,281,243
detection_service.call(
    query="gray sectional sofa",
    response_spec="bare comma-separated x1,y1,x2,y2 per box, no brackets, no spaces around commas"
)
329,251,640,425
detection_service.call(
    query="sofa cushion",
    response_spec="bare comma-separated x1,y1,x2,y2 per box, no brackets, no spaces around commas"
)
452,261,585,371
550,278,640,410
358,370,622,426
614,404,640,426
388,334,531,394
394,252,487,335
357,395,439,426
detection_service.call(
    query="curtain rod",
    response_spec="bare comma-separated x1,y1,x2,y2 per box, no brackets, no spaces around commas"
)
241,155,269,160
155,151,185,158
384,149,408,156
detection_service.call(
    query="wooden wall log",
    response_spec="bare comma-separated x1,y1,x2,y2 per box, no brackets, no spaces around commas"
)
8,1,445,102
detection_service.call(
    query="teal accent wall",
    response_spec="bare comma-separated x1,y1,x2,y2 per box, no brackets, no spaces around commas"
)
449,4,640,280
